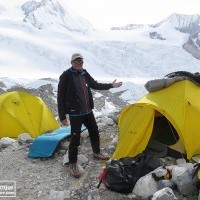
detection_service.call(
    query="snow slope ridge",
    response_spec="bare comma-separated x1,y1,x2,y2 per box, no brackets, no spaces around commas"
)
154,13,200,34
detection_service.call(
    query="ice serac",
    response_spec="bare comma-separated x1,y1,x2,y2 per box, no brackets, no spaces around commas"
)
0,4,5,14
21,0,94,33
111,24,145,30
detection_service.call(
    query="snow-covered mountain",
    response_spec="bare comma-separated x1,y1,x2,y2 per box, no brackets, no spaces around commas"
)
0,0,94,33
154,13,200,34
112,13,200,60
153,13,200,59
112,13,200,35
21,0,94,33
0,0,199,89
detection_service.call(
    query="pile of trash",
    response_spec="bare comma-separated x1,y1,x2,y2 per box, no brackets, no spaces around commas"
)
133,158,199,199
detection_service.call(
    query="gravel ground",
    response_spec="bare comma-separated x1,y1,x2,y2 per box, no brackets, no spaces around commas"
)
0,83,198,200
0,125,136,200
0,84,132,200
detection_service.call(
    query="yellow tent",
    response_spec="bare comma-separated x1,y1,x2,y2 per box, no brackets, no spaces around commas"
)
0,91,59,138
113,80,200,160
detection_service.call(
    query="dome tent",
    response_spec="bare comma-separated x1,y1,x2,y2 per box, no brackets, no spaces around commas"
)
0,91,59,138
113,80,200,160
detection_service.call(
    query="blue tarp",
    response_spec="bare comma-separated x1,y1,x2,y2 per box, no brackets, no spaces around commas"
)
28,126,86,158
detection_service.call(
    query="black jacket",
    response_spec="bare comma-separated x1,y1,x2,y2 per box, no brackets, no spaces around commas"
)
57,67,113,121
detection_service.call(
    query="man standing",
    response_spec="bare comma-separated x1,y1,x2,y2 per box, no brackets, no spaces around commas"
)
57,53,122,178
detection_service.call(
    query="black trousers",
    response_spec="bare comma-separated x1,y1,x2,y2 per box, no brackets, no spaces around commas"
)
69,111,100,163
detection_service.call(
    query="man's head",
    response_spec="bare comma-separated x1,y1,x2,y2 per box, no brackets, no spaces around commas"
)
71,53,84,70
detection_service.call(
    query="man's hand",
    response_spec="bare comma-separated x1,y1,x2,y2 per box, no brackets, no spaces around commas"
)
61,119,69,126
112,79,122,88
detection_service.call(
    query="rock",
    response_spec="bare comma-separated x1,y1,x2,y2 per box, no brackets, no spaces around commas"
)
49,190,71,200
0,137,16,148
101,116,115,126
110,136,118,146
37,190,43,197
0,87,5,94
59,140,70,150
97,123,106,132
93,110,102,118
149,32,166,40
108,145,116,152
63,153,88,166
18,133,33,144
78,154,89,165
88,189,100,200
100,100,118,116
81,130,89,138
0,81,6,88
108,111,120,124
183,38,200,60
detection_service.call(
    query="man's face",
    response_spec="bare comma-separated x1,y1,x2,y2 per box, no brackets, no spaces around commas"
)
72,58,84,70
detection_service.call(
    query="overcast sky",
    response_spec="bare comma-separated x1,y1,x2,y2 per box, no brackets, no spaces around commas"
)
66,0,200,30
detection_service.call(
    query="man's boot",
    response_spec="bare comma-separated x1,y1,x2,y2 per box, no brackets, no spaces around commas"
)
69,163,81,178
93,152,110,160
